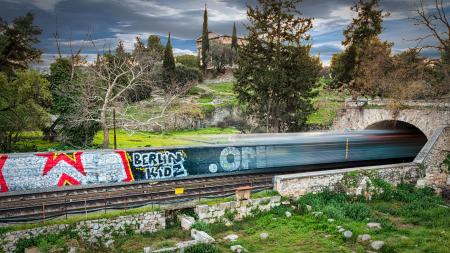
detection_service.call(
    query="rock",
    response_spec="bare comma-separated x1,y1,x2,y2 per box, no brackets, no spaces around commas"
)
357,234,371,242
285,211,292,218
260,232,269,240
104,239,115,248
338,228,345,233
225,220,233,227
224,234,239,242
281,201,290,205
180,215,196,230
336,225,343,229
312,211,323,216
143,247,152,253
367,222,382,230
371,240,385,250
25,247,42,253
191,229,215,243
327,218,335,223
306,205,312,211
343,230,353,238
230,245,246,253
68,247,77,253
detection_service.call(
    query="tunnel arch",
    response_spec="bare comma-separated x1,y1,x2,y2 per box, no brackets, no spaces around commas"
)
365,120,428,157
365,120,428,140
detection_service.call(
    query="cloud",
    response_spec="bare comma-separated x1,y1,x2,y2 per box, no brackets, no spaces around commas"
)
173,48,195,56
31,0,64,11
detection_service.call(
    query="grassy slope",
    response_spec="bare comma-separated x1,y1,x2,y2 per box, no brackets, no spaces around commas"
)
92,127,239,149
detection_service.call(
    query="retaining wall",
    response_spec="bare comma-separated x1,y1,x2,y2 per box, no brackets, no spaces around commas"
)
0,211,165,253
274,126,450,197
195,196,281,223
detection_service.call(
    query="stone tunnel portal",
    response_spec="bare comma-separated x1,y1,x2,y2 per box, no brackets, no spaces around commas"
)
365,120,428,159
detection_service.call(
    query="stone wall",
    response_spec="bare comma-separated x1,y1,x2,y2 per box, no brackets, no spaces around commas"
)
332,108,449,139
274,163,422,197
415,126,450,190
195,196,281,223
0,211,165,253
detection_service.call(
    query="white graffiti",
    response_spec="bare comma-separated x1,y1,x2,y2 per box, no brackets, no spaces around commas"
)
132,151,187,179
218,146,267,172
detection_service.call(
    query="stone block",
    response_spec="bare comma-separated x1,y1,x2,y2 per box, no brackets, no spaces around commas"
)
191,229,215,243
179,215,195,231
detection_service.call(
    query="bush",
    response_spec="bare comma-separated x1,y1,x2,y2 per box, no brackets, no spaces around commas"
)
184,243,221,253
175,63,203,84
176,55,199,69
343,203,372,221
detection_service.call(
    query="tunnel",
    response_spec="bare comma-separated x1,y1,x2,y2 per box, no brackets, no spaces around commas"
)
365,120,428,160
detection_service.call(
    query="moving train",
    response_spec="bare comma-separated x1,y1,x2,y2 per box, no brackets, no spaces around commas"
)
0,129,427,193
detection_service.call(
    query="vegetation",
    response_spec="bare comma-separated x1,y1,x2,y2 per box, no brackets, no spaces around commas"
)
201,5,209,73
231,22,238,50
209,41,237,73
0,70,52,152
234,0,321,133
200,183,449,253
176,55,199,69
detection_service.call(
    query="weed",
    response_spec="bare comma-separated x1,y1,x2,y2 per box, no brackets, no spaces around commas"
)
184,243,222,253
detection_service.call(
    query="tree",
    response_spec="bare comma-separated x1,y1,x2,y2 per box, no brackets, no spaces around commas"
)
0,70,52,152
332,0,388,94
162,33,176,88
65,46,191,148
209,41,236,73
0,12,42,76
201,4,210,72
231,22,238,50
132,36,146,57
147,35,164,57
48,58,101,147
176,55,199,68
234,0,321,133
115,40,127,58
413,0,449,93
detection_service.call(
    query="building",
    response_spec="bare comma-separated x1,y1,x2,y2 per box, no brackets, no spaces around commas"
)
196,32,246,69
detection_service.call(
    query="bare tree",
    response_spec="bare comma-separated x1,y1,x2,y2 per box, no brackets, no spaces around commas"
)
67,45,193,148
413,0,449,52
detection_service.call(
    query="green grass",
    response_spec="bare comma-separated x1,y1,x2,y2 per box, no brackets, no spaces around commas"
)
207,82,234,94
92,127,239,149
204,184,450,253
307,77,346,127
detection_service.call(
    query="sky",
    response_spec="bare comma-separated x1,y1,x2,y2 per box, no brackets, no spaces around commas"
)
0,0,448,69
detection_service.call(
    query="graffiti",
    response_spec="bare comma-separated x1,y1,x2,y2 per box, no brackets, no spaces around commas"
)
131,151,187,179
0,145,275,194
0,154,8,192
215,146,267,172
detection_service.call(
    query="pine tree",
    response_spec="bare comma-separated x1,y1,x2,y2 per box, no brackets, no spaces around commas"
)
201,4,209,73
332,0,387,94
234,0,321,133
231,22,238,50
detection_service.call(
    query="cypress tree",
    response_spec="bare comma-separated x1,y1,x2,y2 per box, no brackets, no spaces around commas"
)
231,22,238,50
162,33,176,87
163,33,175,73
201,4,209,73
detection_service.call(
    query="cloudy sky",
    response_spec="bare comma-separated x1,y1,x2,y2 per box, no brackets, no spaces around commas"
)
0,0,448,68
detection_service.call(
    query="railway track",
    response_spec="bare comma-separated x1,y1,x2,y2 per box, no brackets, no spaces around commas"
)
0,174,274,222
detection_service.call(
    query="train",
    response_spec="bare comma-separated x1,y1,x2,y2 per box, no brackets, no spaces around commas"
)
0,129,427,193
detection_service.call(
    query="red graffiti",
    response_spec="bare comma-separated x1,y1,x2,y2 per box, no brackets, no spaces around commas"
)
57,173,81,186
0,155,8,192
36,152,86,176
117,150,134,182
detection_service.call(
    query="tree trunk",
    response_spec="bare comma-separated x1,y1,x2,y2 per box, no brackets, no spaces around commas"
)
100,109,109,149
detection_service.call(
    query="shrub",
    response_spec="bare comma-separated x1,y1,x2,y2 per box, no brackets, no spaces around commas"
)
343,203,372,221
176,55,199,69
184,243,221,253
175,63,203,84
